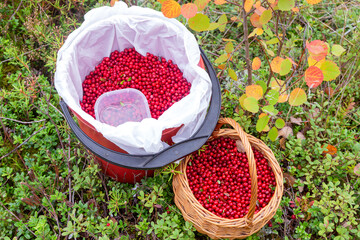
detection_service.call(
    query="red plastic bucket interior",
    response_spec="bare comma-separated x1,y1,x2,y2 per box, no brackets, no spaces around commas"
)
73,56,206,184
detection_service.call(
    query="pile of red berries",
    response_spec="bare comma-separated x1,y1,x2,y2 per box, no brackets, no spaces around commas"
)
80,48,191,119
186,137,276,219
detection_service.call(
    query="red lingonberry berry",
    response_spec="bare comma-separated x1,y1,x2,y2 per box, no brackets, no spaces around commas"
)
186,137,276,219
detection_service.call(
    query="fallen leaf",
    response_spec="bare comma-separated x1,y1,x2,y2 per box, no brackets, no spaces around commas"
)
283,172,296,186
290,116,302,125
309,108,320,119
280,138,286,149
278,126,293,138
236,140,245,152
322,144,337,156
354,163,360,176
324,86,334,97
297,132,306,140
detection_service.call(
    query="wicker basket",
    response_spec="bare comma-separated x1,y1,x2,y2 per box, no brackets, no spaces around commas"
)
173,118,283,239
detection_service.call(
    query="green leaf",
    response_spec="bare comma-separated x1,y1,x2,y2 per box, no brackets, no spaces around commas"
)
331,44,345,56
279,59,292,76
225,42,234,53
214,53,228,64
243,97,259,113
266,89,279,105
260,10,272,25
268,127,278,141
262,105,279,115
266,38,279,45
278,0,295,11
263,24,274,37
256,80,267,93
218,14,227,32
256,115,270,132
228,68,237,80
275,118,285,129
207,22,219,30
320,60,340,81
189,13,210,32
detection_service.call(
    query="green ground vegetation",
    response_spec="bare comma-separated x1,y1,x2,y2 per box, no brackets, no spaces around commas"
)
0,0,359,239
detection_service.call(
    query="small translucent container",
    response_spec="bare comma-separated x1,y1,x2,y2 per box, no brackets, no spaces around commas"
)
94,88,151,127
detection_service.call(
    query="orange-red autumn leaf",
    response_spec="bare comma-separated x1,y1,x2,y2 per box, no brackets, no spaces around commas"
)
254,1,261,8
246,85,264,100
306,40,328,61
322,144,337,156
278,94,288,103
244,0,254,13
270,56,284,73
306,0,322,4
292,7,299,12
305,66,324,88
181,3,198,19
110,0,118,7
250,13,262,28
217,64,226,70
252,57,261,70
161,0,181,18
214,0,227,5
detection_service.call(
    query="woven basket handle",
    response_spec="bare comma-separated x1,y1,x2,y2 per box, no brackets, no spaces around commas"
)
213,118,258,225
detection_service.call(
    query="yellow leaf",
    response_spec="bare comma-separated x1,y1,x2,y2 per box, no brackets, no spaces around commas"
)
252,57,261,70
239,94,247,110
217,64,226,70
194,0,210,11
270,79,285,92
222,38,236,42
161,0,181,18
254,0,261,9
278,94,288,103
292,7,299,12
308,56,325,67
259,113,268,118
214,0,227,5
246,85,263,100
306,0,322,5
244,0,254,13
270,56,284,73
256,28,264,35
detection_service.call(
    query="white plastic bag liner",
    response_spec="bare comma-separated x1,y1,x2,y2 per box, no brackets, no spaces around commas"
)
55,1,212,154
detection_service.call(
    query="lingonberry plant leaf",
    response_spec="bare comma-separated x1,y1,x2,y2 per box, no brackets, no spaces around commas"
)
306,40,328,61
256,114,270,132
244,0,254,13
252,57,261,70
266,89,279,105
228,68,237,81
189,13,210,32
218,14,227,32
181,3,198,19
244,96,259,113
270,56,284,73
320,60,340,81
260,9,272,25
161,0,181,18
246,85,263,100
278,0,295,11
331,44,345,56
289,88,307,106
275,118,285,129
194,0,210,11
268,127,278,141
279,58,292,76
305,66,324,88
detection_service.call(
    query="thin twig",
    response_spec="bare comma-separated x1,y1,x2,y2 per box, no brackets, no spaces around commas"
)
0,117,46,125
0,125,46,161
0,201,37,237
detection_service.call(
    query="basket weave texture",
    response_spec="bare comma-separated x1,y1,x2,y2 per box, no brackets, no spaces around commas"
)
173,118,284,239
